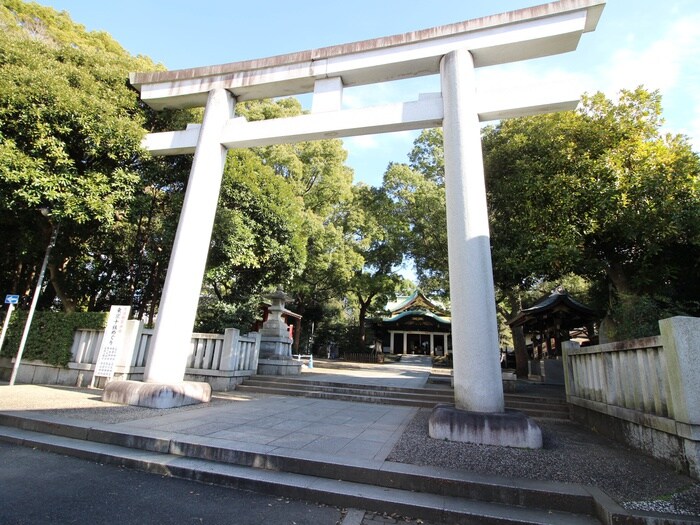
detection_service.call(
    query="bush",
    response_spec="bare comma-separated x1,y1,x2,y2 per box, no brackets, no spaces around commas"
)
1,311,108,366
312,322,365,355
194,297,258,333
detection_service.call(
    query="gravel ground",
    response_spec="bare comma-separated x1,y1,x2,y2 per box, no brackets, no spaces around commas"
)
387,408,700,517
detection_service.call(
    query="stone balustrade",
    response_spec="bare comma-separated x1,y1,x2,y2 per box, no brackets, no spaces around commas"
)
563,336,671,418
21,324,261,391
563,316,700,479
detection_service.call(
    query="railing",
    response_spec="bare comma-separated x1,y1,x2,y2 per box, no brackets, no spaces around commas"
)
187,332,223,370
292,353,314,368
70,329,104,366
341,352,384,363
563,336,673,419
70,325,260,376
133,328,152,368
562,317,700,479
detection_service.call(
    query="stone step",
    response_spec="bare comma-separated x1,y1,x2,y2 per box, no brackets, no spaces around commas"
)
0,418,605,525
242,378,453,402
248,375,452,395
238,378,570,419
248,375,568,406
236,383,444,408
236,385,569,420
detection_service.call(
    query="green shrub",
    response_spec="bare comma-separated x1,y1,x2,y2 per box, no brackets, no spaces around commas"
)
194,297,258,334
1,311,108,366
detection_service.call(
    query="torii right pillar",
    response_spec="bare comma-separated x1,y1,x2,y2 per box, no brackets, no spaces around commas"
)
428,48,542,448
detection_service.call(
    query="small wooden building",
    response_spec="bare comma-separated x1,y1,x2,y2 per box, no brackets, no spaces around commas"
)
508,286,597,358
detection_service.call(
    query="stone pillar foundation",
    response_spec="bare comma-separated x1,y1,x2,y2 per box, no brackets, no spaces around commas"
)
257,358,302,376
102,380,211,409
429,404,542,449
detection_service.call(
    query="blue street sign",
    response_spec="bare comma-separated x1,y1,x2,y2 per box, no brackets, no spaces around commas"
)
5,295,19,305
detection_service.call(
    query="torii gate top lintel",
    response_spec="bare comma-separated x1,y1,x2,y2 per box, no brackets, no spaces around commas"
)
130,0,604,111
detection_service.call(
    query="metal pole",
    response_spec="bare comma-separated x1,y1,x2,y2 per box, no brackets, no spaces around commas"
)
9,224,59,386
0,303,15,353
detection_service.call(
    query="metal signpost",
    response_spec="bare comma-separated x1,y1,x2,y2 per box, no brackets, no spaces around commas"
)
0,294,19,355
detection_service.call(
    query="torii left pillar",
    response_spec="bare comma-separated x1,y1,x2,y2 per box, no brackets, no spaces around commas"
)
102,88,234,408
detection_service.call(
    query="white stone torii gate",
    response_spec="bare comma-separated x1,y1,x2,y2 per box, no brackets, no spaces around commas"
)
107,0,604,443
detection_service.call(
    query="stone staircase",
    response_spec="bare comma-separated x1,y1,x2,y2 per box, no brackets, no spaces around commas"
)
236,375,571,420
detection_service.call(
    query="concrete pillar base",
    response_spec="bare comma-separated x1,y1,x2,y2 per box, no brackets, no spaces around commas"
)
259,336,293,360
429,404,543,449
102,380,212,409
257,358,302,376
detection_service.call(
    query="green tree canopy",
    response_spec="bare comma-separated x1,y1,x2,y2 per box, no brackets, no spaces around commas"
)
484,87,700,337
388,88,699,349
344,184,405,344
382,155,448,297
197,148,308,331
0,0,177,312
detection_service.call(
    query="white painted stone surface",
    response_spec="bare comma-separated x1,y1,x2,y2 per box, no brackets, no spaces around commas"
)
143,88,234,384
312,77,343,113
441,49,504,414
102,379,212,409
144,88,578,156
130,1,604,110
563,317,700,479
429,405,542,448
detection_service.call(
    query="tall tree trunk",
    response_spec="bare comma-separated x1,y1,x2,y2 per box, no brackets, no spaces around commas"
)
357,296,371,345
48,261,76,312
606,262,632,295
507,293,529,378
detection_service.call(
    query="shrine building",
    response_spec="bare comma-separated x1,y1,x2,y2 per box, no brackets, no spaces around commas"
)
372,291,452,356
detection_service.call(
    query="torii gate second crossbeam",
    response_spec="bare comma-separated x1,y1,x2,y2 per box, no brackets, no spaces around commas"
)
106,0,605,447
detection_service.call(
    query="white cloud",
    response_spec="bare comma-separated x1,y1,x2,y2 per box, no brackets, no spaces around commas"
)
604,16,700,95
475,12,700,151
476,62,592,101
601,14,700,150
341,8,700,176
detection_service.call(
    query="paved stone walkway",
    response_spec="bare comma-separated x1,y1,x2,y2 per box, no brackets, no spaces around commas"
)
123,393,416,461
297,355,434,388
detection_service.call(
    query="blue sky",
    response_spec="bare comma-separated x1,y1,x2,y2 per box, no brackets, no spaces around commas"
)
35,0,700,187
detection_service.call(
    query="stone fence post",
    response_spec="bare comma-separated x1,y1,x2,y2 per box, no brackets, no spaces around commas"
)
220,328,241,372
659,316,700,478
659,317,700,426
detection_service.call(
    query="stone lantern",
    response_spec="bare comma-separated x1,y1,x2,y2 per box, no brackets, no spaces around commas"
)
257,287,301,376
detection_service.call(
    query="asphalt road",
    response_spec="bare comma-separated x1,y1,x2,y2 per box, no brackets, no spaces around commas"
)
0,442,343,525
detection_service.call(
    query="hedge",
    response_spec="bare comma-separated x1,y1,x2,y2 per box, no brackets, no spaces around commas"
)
0,311,109,367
